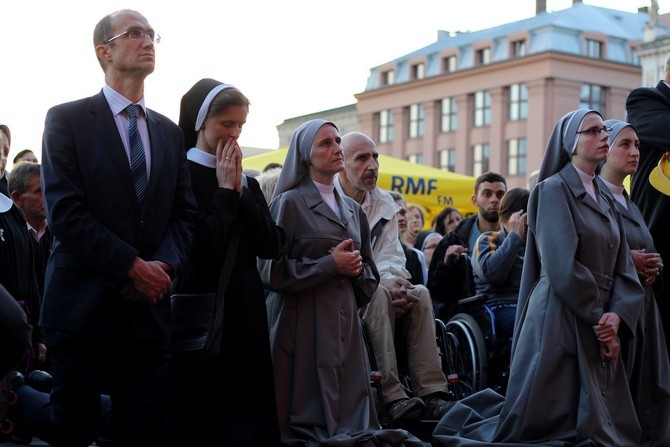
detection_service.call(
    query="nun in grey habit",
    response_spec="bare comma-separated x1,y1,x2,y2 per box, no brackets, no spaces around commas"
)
258,119,422,446
433,109,645,446
598,119,670,446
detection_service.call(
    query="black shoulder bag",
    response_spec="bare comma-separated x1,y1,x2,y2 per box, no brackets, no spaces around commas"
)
170,230,240,358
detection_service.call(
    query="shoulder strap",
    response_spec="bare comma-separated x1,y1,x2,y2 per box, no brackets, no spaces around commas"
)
216,227,241,299
370,217,388,250
205,226,242,355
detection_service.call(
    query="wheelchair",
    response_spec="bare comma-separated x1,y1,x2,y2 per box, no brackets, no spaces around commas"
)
439,294,515,400
361,316,455,432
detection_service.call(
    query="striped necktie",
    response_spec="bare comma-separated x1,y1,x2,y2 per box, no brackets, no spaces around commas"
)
125,104,148,206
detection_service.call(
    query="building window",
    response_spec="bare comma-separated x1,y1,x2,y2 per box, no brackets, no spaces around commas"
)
382,70,395,86
508,83,528,121
440,97,457,132
472,143,490,177
412,63,425,80
507,138,527,176
586,39,603,58
473,91,492,127
408,104,425,138
476,47,491,66
630,50,640,66
443,55,457,73
580,84,606,115
408,154,424,164
439,148,457,172
378,110,394,144
511,39,527,57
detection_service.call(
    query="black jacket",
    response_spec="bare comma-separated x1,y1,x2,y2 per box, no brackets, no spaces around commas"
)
427,214,478,320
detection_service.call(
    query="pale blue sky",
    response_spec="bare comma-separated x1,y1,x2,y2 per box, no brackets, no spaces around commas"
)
0,0,659,162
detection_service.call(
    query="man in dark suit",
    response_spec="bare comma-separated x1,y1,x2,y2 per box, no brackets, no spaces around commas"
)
12,9,196,447
626,55,670,356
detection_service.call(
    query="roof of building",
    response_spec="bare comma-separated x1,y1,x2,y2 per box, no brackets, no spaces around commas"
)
365,2,670,91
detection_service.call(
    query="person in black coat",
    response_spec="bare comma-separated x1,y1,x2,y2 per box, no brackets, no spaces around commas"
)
0,191,34,377
0,170,42,376
8,161,52,371
171,78,284,446
427,172,506,322
626,56,670,355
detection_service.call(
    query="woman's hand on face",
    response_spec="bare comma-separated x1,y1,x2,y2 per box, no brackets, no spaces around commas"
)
216,137,243,192
506,210,527,239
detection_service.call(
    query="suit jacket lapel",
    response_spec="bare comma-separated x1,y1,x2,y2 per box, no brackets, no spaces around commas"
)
145,109,165,209
89,92,138,204
88,91,147,213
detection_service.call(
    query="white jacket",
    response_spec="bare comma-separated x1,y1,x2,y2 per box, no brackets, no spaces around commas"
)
335,178,409,280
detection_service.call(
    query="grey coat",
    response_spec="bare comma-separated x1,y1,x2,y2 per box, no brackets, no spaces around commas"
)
260,176,423,446
497,162,644,444
434,163,645,446
609,188,670,445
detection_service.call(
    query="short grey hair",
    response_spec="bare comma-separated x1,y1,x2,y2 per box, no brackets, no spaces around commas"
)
7,161,40,196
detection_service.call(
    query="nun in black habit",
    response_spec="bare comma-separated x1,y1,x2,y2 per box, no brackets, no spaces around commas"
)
170,78,285,446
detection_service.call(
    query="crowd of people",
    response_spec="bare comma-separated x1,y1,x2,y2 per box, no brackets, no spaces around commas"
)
0,7,669,447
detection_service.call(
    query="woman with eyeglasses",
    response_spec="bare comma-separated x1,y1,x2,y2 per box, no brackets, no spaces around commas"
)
597,119,670,445
433,109,645,446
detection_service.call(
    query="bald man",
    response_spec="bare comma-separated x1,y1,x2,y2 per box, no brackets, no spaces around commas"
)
335,131,453,425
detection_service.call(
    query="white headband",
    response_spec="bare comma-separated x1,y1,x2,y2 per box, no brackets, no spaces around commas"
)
194,83,235,131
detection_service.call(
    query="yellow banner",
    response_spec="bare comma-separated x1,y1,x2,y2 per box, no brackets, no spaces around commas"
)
243,148,477,227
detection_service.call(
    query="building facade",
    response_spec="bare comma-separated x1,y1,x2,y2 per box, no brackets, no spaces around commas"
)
636,0,670,86
354,1,665,188
276,104,358,148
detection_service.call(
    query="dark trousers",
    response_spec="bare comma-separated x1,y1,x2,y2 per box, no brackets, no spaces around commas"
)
17,329,170,447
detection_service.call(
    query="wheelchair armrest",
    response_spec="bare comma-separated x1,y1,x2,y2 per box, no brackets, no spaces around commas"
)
457,294,488,306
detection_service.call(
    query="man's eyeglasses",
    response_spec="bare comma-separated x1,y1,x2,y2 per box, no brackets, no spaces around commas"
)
576,126,611,137
106,28,161,44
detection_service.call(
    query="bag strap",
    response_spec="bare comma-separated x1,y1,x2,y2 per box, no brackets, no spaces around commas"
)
214,226,241,303
370,217,388,250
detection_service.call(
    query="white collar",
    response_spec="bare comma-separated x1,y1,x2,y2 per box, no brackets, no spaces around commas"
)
186,148,216,168
0,193,12,213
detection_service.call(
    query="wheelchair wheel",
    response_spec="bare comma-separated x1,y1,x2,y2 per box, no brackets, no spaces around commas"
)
444,313,487,399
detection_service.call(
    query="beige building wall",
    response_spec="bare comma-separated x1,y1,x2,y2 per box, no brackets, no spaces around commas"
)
356,52,641,189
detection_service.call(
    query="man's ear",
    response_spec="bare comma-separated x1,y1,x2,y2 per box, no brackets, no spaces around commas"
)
470,194,477,207
10,190,21,208
95,44,112,64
